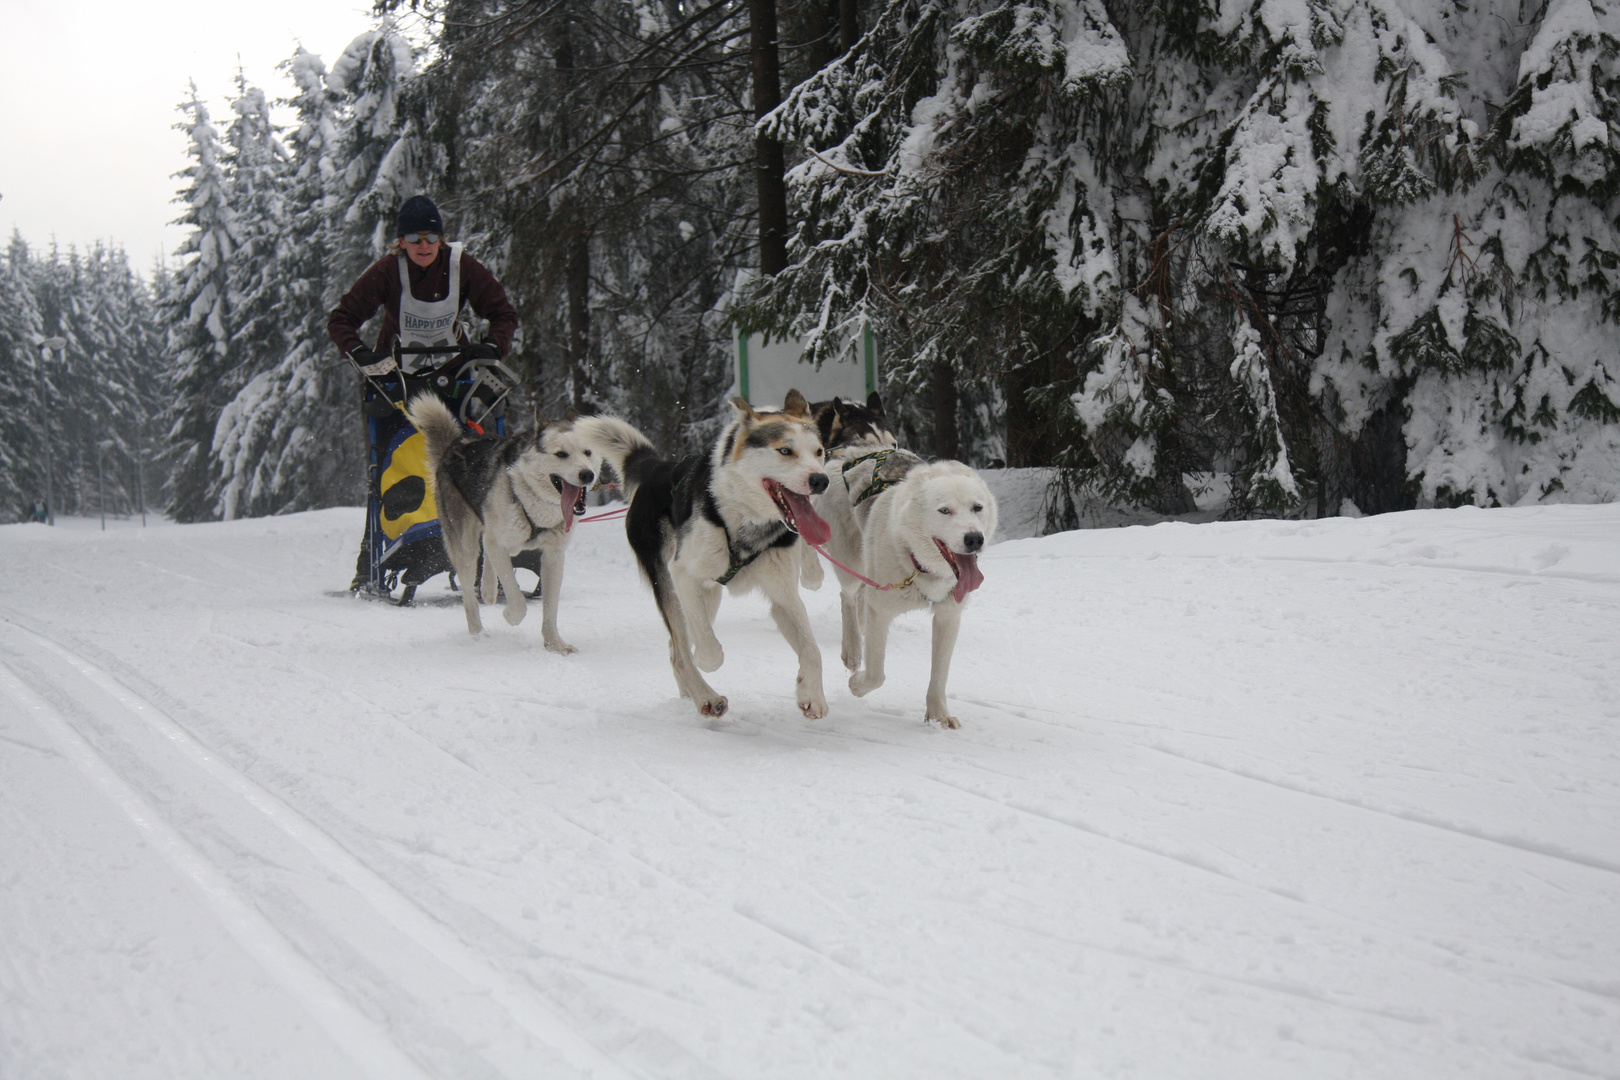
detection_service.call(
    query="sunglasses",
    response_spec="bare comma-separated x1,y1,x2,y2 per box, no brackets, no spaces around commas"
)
401,232,442,245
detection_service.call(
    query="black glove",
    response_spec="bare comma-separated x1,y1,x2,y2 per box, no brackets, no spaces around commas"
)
349,346,397,377
462,340,502,362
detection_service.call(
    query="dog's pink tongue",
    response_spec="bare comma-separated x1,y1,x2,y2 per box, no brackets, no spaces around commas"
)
561,482,583,532
952,553,984,603
782,489,831,547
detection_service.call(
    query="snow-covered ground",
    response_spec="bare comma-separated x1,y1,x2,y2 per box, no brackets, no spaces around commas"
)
2,501,1617,1079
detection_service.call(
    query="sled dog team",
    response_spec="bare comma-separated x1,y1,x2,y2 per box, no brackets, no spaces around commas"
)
406,389,998,728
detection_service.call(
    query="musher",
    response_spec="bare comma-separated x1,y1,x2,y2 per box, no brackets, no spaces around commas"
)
328,194,519,597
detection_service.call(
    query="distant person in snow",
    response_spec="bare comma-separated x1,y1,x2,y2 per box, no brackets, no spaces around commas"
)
328,194,520,596
29,497,48,524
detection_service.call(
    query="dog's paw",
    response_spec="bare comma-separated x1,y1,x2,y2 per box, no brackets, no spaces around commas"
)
503,602,527,626
841,649,861,672
797,674,827,719
926,712,961,730
695,643,724,672
544,638,577,655
698,695,728,718
849,671,883,697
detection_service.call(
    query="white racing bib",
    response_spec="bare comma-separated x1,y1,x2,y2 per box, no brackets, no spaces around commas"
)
396,241,464,373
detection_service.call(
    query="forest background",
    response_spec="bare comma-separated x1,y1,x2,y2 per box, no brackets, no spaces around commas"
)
1,0,1617,527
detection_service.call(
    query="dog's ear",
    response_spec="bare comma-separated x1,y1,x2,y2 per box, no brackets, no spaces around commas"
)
866,390,886,416
782,388,810,418
729,396,758,421
824,399,845,439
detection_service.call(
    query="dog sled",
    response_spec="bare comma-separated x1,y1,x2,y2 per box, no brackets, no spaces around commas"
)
348,343,536,606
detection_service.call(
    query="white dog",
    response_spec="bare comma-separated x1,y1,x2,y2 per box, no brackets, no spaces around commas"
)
817,453,997,728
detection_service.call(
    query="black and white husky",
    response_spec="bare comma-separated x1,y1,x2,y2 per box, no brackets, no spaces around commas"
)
815,443,998,728
799,392,900,593
407,395,648,650
620,390,833,720
809,392,898,458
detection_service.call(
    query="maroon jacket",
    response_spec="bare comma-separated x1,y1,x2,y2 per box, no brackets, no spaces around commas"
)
327,246,519,358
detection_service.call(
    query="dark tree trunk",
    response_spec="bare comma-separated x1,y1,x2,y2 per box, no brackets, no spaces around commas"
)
803,0,835,73
839,0,859,54
932,360,959,460
1004,355,1068,468
566,231,591,411
1342,379,1418,515
750,0,788,275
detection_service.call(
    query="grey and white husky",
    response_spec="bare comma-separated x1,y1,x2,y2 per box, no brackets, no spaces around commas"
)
407,395,648,650
815,444,998,729
620,390,833,720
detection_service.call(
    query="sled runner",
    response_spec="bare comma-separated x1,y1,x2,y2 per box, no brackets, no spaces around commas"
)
350,344,536,605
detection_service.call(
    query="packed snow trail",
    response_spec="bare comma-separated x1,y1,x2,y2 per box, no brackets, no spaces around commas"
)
2,504,1617,1079
0,618,629,1079
0,651,437,1080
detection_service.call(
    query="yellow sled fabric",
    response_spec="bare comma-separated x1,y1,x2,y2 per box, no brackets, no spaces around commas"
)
378,428,439,541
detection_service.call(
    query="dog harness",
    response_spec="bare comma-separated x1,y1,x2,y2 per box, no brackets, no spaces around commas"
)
716,521,794,585
716,542,761,586
843,449,904,507
668,453,791,587
512,489,547,543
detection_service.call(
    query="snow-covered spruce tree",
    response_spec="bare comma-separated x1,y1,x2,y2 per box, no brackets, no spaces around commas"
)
162,87,240,523
210,47,364,519
747,0,1620,520
213,75,293,520
1232,0,1620,511
578,0,757,447
16,241,163,519
327,21,421,283
1058,0,1484,515
75,244,165,517
1403,0,1620,504
202,28,418,522
407,0,753,445
31,245,105,515
1060,0,1620,512
26,244,91,514
738,0,1133,468
0,232,46,521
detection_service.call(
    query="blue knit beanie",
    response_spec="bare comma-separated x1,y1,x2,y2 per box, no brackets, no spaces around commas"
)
396,195,443,237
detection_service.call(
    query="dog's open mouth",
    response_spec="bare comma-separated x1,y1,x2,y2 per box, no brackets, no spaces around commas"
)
552,476,588,532
934,538,985,603
764,478,831,547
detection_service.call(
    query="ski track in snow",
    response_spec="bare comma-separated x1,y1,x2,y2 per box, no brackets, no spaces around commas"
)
0,615,628,1080
2,503,1619,1079
0,653,437,1080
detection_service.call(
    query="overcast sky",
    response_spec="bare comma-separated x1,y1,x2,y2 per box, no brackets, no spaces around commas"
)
1,0,387,270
